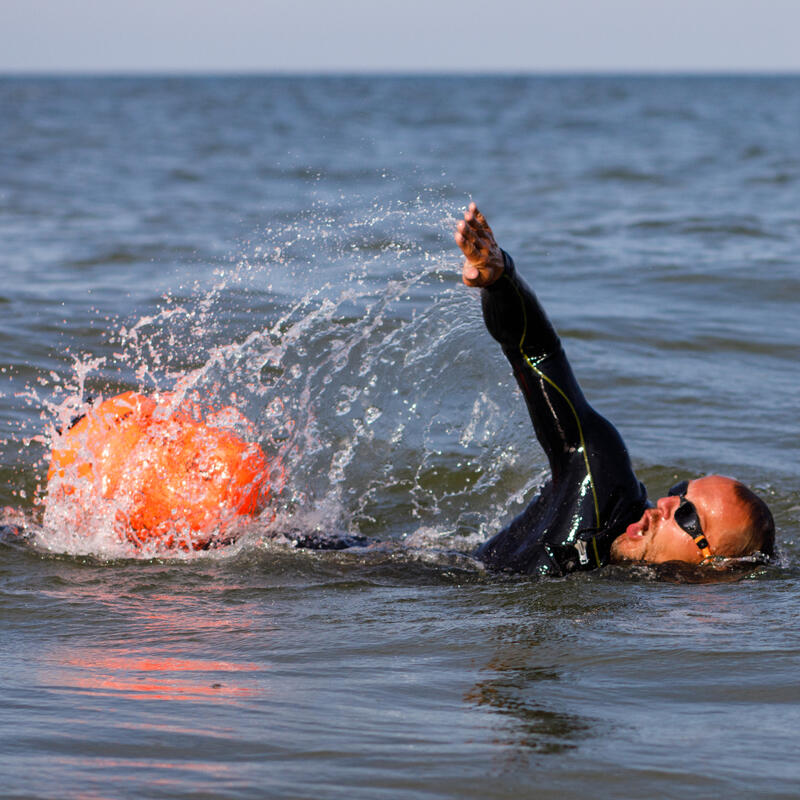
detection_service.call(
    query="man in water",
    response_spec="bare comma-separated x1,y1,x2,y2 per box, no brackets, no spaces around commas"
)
456,203,774,575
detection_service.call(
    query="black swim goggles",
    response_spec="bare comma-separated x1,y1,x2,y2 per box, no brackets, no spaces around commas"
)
667,480,713,561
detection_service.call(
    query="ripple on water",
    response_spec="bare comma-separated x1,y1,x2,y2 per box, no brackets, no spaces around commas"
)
3,75,800,799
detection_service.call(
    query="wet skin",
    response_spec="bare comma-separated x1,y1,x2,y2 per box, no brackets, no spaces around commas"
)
609,475,754,564
455,202,504,288
455,204,756,567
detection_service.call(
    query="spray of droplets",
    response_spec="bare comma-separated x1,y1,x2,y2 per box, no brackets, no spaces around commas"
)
2,195,545,559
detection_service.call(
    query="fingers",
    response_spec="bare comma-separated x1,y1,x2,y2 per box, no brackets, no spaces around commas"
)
455,203,503,287
455,220,484,253
464,203,495,241
455,217,491,261
454,228,480,261
472,206,493,238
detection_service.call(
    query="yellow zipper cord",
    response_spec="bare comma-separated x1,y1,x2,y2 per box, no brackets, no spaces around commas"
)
503,274,601,532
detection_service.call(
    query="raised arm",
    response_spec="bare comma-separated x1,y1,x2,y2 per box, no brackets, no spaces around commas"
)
455,204,589,478
457,204,647,573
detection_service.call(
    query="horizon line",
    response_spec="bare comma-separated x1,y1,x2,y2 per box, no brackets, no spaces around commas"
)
3,67,800,78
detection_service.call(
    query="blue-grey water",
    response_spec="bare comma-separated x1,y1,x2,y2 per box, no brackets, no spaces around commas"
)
1,75,800,798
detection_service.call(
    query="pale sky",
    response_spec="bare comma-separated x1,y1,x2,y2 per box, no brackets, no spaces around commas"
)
2,0,799,73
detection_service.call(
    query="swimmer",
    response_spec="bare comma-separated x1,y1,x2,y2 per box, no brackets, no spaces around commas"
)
456,203,774,575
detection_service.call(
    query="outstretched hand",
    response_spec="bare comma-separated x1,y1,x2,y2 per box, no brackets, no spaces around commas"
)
455,203,504,287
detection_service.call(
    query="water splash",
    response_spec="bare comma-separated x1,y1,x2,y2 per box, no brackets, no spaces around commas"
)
6,196,543,559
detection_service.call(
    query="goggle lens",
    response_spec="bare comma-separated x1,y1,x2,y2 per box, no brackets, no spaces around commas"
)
667,481,713,560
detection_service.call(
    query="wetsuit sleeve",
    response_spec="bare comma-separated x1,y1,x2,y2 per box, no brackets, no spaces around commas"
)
481,251,588,481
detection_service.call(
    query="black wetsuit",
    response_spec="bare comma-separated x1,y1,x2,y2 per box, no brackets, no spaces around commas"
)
475,252,648,576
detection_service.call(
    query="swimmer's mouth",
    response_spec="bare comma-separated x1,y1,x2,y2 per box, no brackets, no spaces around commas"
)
624,510,656,539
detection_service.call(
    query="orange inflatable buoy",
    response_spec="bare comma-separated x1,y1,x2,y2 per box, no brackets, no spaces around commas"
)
46,391,279,550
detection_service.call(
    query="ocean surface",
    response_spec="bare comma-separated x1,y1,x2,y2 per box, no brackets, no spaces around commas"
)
1,75,800,798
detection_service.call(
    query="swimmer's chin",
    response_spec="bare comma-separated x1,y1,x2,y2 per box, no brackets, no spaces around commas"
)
609,536,646,563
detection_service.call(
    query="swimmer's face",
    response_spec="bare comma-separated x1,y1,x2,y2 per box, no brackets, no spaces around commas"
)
610,475,754,564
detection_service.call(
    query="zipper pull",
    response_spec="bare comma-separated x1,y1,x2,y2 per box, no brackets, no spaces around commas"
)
574,539,589,566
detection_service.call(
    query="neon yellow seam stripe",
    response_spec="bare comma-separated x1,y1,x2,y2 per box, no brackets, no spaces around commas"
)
592,534,601,566
503,274,601,536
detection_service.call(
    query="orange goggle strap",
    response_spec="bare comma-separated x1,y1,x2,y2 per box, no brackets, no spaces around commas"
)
692,532,713,562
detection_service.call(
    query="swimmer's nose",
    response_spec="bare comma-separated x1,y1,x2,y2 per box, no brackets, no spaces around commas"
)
655,495,677,518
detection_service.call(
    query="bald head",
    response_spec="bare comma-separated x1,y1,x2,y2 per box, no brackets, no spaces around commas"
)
610,475,775,565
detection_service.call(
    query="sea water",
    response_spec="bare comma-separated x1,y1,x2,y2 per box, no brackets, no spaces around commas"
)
1,75,800,798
